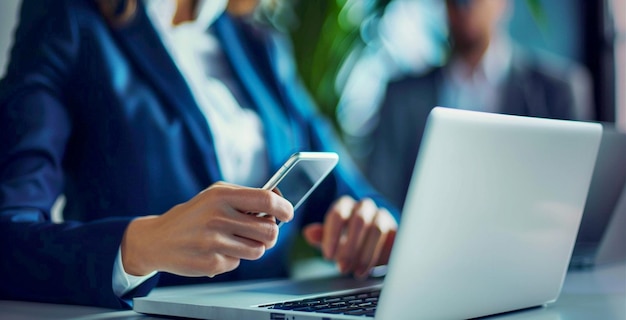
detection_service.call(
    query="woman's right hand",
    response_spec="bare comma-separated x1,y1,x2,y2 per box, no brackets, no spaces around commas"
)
120,182,294,277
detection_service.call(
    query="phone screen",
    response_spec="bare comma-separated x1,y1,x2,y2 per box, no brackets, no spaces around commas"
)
262,152,338,222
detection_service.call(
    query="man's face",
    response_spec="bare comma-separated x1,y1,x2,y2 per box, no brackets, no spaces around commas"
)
226,0,261,16
445,0,507,51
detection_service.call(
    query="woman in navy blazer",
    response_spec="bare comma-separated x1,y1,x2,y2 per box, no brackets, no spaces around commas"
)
0,0,398,309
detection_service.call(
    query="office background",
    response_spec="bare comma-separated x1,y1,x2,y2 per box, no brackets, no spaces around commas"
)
1,0,624,130
268,0,625,133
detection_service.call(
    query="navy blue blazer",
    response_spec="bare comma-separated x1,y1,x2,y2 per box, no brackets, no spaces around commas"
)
0,0,393,309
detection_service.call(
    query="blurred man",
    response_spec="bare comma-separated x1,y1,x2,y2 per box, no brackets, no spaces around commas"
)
363,0,594,209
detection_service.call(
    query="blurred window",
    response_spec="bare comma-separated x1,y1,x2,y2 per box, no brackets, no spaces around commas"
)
614,0,626,129
508,0,585,63
0,1,21,77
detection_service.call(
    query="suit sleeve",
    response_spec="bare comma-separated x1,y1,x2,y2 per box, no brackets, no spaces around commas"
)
0,0,156,308
264,32,401,224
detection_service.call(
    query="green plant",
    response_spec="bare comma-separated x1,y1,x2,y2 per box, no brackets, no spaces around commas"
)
525,0,547,30
275,0,544,129
267,0,389,127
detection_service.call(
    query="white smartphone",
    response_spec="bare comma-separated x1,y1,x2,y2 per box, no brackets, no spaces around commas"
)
260,152,339,226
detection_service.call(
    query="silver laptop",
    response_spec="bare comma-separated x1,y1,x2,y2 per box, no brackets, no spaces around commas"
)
134,107,602,320
570,124,626,269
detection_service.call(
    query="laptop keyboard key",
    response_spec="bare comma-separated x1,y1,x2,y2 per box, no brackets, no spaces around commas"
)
259,288,381,317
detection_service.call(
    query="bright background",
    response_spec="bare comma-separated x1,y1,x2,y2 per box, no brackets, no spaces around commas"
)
1,0,623,130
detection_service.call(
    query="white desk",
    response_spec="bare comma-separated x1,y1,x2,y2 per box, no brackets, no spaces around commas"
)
1,262,624,320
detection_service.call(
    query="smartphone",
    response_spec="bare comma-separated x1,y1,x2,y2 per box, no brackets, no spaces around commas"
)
260,152,339,226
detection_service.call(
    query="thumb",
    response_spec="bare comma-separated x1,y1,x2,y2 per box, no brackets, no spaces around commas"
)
302,223,324,248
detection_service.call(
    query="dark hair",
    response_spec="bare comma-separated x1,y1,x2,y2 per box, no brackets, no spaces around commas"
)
95,0,137,26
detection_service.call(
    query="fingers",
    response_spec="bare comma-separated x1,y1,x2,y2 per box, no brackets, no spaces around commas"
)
353,209,397,278
322,196,355,259
335,198,378,272
216,234,269,261
302,223,323,247
178,206,283,277
319,197,398,278
196,216,280,277
208,185,294,223
222,213,281,250
272,187,283,197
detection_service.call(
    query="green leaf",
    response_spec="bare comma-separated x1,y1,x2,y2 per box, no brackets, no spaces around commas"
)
526,0,547,31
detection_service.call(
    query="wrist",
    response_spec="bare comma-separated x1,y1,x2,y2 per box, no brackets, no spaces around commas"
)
121,215,159,276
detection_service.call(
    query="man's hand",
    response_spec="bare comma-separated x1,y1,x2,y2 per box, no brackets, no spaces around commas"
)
121,182,294,277
302,196,397,279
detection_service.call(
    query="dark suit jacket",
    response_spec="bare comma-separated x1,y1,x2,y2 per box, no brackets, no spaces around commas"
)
0,0,393,309
365,48,593,210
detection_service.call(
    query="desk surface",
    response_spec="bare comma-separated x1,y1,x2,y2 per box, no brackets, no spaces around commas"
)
2,262,624,320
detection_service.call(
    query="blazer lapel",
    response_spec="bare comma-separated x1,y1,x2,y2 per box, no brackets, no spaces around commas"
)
214,15,296,170
499,50,546,117
109,2,222,181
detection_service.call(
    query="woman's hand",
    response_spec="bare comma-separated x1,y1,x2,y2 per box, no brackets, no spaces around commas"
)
121,182,294,277
302,196,397,279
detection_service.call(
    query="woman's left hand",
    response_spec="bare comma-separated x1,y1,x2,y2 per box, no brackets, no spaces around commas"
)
302,196,398,279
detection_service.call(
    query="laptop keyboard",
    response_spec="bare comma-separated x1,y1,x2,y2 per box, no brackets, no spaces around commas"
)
258,288,380,317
